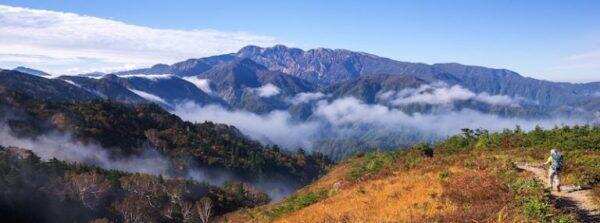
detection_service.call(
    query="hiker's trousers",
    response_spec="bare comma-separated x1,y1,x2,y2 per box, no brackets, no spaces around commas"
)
548,169,560,189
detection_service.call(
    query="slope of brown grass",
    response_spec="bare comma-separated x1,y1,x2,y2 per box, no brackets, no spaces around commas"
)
276,168,452,222
221,148,583,222
221,126,600,222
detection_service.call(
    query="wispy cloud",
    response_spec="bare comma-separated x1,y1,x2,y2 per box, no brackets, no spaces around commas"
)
0,122,299,200
544,49,600,82
564,50,600,69
182,76,213,94
120,74,174,80
0,124,172,176
254,83,281,97
174,97,580,155
288,92,327,105
0,5,277,75
382,83,521,107
128,88,167,104
174,102,319,149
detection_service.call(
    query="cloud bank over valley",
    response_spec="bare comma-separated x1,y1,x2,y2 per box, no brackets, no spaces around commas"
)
173,93,583,158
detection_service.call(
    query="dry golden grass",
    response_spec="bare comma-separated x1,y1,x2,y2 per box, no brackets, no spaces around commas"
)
275,169,453,223
219,161,354,223
221,148,587,223
221,155,458,223
593,185,600,207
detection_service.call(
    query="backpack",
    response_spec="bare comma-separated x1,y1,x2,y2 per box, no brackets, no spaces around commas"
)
551,152,563,171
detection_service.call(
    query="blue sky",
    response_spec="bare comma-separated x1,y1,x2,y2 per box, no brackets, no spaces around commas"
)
0,0,599,82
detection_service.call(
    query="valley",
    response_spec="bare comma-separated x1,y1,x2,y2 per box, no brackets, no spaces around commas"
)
1,2,599,222
8,45,599,159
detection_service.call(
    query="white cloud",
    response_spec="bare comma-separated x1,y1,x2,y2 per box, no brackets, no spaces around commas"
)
474,92,518,106
0,124,251,189
314,97,568,136
120,73,174,80
173,102,319,149
388,83,520,107
392,84,474,105
288,92,326,105
0,5,278,75
61,79,80,87
128,88,166,104
542,49,600,83
254,83,281,97
183,76,212,93
376,90,396,101
173,97,581,154
0,125,171,176
563,50,600,69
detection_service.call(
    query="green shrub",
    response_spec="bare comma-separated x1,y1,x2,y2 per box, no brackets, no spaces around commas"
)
268,189,328,218
510,178,544,194
438,170,450,181
413,143,433,157
347,152,395,181
522,197,550,222
475,135,491,150
554,214,575,223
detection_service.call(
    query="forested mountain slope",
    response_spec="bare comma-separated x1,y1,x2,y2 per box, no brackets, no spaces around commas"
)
0,146,269,222
0,85,329,182
0,70,331,201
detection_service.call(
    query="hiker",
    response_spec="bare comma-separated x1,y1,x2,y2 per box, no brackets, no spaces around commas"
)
544,149,563,192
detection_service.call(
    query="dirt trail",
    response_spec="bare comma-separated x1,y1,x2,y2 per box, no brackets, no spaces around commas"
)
516,163,598,222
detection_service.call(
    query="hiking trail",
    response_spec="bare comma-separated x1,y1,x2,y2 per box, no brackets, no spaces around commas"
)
516,163,598,222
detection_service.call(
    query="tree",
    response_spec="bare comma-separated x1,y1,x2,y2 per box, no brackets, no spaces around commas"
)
68,171,112,209
196,197,212,223
114,195,154,223
181,201,196,223
119,174,162,208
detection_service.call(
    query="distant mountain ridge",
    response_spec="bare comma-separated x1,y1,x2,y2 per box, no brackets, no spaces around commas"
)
115,54,237,77
2,45,599,158
5,45,598,117
12,66,51,77
236,45,599,108
107,44,599,115
0,70,98,102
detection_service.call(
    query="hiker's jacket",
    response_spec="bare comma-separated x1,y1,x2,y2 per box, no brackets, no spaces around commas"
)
546,153,563,172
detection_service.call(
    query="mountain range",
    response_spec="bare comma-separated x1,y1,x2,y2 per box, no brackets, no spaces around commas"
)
1,45,599,222
54,45,599,116
3,45,600,158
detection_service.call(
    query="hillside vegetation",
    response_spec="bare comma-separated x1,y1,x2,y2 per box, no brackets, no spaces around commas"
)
0,146,268,222
223,125,599,222
0,83,331,221
0,89,330,184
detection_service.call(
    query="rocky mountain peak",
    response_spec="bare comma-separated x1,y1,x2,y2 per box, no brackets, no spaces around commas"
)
237,45,265,56
102,73,120,80
238,58,267,69
150,63,170,70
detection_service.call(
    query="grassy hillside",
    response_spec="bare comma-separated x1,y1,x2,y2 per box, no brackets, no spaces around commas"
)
222,126,599,222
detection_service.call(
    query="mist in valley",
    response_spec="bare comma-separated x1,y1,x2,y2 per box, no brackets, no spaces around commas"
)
173,96,587,159
0,124,297,201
